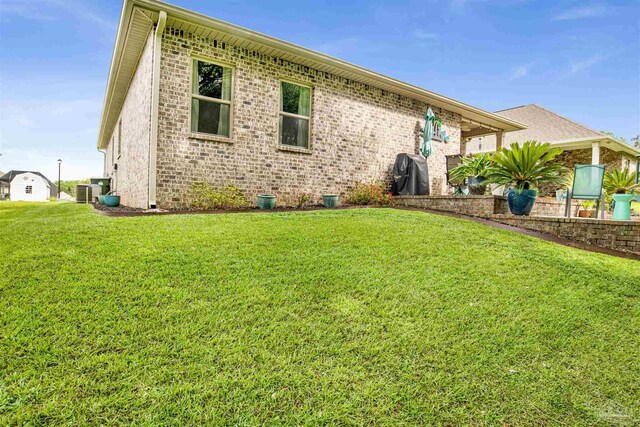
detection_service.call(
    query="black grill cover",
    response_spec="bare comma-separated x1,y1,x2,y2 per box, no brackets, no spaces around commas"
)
391,153,429,196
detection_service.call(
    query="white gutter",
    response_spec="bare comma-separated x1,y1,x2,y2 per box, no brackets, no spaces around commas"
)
131,0,525,132
549,136,640,156
148,10,166,209
96,0,526,150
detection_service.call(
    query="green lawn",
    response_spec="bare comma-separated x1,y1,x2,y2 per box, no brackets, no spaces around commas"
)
1,202,639,425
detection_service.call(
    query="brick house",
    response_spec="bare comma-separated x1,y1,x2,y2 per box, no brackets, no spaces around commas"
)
466,104,640,194
97,0,525,209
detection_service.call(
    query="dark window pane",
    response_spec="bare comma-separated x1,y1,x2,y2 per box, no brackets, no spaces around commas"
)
191,99,230,136
280,115,309,148
281,82,310,116
194,61,231,100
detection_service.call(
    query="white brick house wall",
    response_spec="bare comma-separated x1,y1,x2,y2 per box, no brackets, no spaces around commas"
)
104,31,155,209
154,28,462,209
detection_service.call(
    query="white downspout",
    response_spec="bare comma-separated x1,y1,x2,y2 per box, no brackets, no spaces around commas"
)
97,148,107,176
148,10,167,209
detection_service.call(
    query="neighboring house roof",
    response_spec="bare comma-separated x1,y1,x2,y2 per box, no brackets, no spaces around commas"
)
469,104,640,156
97,0,526,149
0,170,58,197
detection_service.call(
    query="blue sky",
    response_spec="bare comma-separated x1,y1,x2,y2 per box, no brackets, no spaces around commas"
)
0,0,638,180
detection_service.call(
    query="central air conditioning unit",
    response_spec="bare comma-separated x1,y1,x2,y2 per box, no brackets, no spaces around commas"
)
76,184,101,204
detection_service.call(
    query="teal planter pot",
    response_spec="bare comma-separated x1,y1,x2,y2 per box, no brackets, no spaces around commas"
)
611,193,634,221
257,194,276,209
322,194,339,208
507,188,537,216
97,195,106,205
104,195,121,208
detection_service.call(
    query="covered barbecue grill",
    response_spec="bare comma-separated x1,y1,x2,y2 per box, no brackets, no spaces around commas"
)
391,153,429,196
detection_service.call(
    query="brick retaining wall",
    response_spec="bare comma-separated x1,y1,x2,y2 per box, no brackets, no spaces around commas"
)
491,215,640,255
396,195,580,218
396,195,503,217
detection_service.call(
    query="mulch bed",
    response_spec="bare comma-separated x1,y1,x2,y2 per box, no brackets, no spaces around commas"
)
91,203,375,217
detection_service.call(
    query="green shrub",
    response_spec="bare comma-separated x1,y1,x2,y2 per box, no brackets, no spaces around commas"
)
484,141,567,191
295,194,311,208
604,167,639,195
189,182,250,210
346,182,394,206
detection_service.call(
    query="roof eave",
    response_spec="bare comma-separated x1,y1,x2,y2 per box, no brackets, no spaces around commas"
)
97,1,136,149
550,136,640,156
97,0,526,148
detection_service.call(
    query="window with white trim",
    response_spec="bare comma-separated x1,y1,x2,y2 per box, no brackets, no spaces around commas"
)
279,81,311,148
26,185,33,194
191,59,232,137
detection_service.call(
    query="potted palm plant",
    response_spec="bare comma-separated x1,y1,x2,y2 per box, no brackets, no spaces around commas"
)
484,141,567,215
578,200,595,218
449,153,492,195
604,167,639,221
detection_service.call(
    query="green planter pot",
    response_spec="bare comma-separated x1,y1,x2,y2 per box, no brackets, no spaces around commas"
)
97,195,106,205
104,195,121,207
322,194,339,208
257,194,276,209
611,193,634,221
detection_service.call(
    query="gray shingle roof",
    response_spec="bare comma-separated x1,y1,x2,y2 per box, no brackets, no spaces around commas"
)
466,104,639,156
494,104,604,145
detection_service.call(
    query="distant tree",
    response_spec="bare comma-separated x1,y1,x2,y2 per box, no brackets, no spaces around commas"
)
59,179,90,197
600,131,626,143
631,134,640,148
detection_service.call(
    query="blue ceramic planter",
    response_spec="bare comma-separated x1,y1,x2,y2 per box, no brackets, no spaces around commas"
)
104,195,121,207
507,188,537,216
467,176,487,195
322,194,339,208
257,195,276,209
611,194,633,221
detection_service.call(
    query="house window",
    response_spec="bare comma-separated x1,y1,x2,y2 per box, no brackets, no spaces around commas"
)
26,185,33,194
191,59,232,137
279,81,311,148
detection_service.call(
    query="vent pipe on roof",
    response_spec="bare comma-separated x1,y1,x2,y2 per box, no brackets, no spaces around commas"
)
148,10,167,210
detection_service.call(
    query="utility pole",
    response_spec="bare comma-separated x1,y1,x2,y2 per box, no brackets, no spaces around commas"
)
57,159,62,199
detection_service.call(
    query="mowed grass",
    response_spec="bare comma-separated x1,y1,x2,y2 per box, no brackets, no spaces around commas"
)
1,202,639,426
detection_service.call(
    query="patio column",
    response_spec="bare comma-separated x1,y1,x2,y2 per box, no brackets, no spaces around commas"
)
495,131,504,150
591,142,600,165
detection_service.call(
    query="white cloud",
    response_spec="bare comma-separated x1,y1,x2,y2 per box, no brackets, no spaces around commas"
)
0,0,114,31
567,54,606,75
412,29,437,40
315,38,360,58
508,65,528,81
552,4,610,21
0,147,101,181
0,96,103,180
